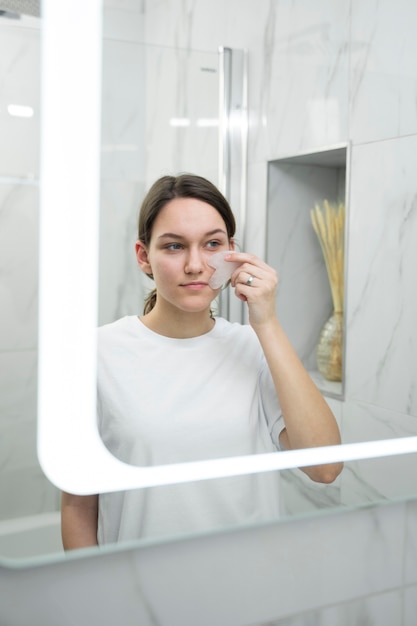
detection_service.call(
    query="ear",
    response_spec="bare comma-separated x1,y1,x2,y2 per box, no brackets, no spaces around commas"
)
229,238,235,251
135,240,152,275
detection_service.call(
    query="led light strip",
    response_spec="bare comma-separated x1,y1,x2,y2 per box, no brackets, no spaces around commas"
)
38,0,417,496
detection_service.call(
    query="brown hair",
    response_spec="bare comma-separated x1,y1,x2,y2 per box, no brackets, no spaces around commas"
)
138,174,236,314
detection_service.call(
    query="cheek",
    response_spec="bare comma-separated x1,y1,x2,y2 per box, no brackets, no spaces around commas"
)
151,255,178,280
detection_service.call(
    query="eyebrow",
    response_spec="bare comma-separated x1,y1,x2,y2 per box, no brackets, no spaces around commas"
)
157,228,228,240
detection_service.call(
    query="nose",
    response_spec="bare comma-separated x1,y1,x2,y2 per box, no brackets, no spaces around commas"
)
184,247,204,274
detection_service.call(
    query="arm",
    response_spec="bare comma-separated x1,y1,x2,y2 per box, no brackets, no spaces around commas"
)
228,252,343,484
61,491,99,550
254,317,342,483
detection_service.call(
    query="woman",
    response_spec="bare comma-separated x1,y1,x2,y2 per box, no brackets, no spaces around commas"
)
61,174,342,549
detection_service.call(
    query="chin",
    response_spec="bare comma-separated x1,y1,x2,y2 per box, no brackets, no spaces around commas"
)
179,298,214,314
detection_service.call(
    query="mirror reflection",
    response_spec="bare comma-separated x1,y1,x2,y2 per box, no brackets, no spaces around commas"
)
71,171,342,549
1,0,417,562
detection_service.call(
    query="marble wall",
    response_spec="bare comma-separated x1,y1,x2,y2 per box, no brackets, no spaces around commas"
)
0,1,220,521
142,0,417,517
1,497,417,625
0,13,59,520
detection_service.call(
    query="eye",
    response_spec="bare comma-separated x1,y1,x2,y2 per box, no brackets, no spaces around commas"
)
206,240,222,249
166,243,183,251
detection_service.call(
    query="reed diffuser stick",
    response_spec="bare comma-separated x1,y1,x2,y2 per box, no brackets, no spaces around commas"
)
310,200,345,313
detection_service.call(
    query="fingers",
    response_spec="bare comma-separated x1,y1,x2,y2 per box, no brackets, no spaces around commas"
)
229,259,277,290
225,252,278,323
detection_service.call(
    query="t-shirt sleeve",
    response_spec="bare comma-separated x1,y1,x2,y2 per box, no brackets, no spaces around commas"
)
258,357,286,451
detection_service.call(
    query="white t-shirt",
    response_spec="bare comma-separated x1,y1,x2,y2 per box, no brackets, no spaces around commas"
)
97,316,285,544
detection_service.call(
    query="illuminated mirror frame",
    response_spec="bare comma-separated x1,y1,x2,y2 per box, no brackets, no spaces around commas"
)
38,0,417,496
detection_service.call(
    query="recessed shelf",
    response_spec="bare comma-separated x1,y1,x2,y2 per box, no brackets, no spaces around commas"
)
266,144,348,399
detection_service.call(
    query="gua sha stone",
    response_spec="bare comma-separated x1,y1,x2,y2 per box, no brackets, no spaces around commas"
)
208,250,242,289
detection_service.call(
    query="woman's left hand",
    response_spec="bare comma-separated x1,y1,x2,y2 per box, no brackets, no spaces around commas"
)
226,252,278,327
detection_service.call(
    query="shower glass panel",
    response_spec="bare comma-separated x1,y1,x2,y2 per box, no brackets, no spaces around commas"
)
99,42,220,326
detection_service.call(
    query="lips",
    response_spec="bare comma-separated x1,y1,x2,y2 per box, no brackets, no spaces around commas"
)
181,282,208,290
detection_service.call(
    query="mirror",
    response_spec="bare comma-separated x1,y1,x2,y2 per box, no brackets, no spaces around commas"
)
1,0,417,562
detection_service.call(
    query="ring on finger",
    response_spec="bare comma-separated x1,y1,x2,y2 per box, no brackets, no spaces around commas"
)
246,274,254,286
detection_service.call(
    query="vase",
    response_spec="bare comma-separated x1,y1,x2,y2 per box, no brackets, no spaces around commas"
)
316,311,343,382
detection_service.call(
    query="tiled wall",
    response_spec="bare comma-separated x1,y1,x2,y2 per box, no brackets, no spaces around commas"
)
1,498,417,625
0,1,220,521
144,0,417,518
0,13,58,519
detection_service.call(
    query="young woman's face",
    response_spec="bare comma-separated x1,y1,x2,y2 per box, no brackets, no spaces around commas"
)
137,197,233,315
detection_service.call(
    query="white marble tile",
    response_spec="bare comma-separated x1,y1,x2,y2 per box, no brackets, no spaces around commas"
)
128,503,405,624
143,0,350,167
404,500,417,585
103,15,220,184
350,0,417,144
339,402,417,507
104,0,141,11
143,0,235,50
249,0,350,163
0,351,36,420
264,589,403,626
280,467,342,518
143,45,219,186
0,182,39,351
340,454,417,510
98,180,146,325
0,501,408,625
103,0,144,43
343,400,417,444
0,350,37,468
0,23,40,179
0,350,60,520
345,136,417,417
101,38,146,181
404,584,417,626
245,161,268,259
0,466,60,521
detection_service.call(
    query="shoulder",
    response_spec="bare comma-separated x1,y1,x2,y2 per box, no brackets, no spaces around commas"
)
98,315,132,335
213,317,262,357
97,316,142,348
214,317,257,340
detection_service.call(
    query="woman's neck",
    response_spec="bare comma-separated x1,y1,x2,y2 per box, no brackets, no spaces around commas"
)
139,305,215,339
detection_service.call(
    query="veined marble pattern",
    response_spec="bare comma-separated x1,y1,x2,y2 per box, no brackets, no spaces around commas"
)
345,136,417,417
0,350,59,520
143,0,350,163
0,500,410,625
405,499,417,584
337,400,417,510
98,180,146,325
350,0,417,144
0,181,39,351
0,23,39,179
99,38,220,327
249,0,350,163
104,0,141,12
101,38,146,182
260,590,403,626
143,45,219,187
127,502,405,625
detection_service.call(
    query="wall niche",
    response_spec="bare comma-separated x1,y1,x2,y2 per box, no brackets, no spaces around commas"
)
266,144,349,399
